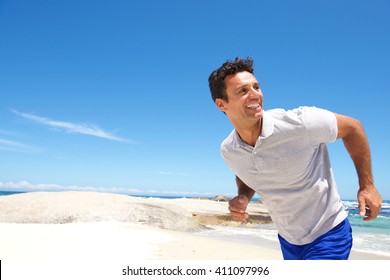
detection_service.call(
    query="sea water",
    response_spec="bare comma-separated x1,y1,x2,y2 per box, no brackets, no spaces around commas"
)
343,200,390,257
196,200,390,258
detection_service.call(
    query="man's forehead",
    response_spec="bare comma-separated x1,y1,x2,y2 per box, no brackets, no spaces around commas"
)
225,71,258,88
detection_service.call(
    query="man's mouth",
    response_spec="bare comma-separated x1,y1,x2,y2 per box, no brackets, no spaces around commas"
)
246,104,260,109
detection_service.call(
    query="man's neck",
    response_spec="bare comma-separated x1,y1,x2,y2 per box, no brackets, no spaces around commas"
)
235,119,262,147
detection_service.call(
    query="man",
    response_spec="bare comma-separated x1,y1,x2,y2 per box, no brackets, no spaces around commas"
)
208,57,382,260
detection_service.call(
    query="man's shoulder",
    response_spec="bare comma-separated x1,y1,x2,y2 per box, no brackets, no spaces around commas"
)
266,108,287,116
266,106,312,116
221,129,236,147
267,106,331,122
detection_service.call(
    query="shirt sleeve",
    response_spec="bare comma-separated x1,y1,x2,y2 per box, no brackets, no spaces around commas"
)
299,106,338,147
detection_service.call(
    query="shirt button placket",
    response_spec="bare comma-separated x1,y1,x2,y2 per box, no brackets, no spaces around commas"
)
253,148,262,171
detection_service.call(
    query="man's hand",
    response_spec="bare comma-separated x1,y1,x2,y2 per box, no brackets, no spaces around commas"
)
228,194,250,222
358,186,382,221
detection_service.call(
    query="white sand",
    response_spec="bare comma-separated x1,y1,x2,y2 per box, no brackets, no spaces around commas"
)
0,191,281,260
0,221,282,260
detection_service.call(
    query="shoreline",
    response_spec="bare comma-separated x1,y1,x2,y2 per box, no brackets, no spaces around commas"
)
0,191,388,260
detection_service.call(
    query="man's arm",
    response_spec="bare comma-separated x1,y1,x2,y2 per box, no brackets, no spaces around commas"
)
228,176,256,222
335,113,382,221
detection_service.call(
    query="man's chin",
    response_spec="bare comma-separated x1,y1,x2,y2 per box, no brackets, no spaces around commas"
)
254,110,263,119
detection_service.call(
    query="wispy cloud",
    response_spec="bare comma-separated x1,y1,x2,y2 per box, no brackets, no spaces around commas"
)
0,181,220,197
0,180,136,194
0,138,36,153
12,109,129,143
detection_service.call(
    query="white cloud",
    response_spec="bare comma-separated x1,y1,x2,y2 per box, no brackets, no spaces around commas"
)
0,138,36,153
0,181,141,194
12,109,129,143
0,181,221,198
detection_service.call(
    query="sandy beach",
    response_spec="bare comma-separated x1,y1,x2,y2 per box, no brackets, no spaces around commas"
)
0,191,387,260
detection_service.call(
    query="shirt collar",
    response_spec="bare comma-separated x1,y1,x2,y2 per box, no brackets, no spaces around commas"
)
260,110,275,139
232,110,275,149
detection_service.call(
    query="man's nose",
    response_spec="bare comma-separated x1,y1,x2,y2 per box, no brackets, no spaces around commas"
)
248,88,262,98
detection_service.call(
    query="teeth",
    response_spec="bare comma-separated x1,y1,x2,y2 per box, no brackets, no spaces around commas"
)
246,104,259,109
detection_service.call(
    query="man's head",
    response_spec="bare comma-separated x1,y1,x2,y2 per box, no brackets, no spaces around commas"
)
209,57,263,125
208,57,254,102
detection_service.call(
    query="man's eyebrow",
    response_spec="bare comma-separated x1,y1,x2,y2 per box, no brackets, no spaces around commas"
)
234,85,248,92
234,82,259,93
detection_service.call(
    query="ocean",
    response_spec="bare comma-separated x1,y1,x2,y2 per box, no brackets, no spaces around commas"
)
0,191,389,257
344,200,390,257
196,199,390,258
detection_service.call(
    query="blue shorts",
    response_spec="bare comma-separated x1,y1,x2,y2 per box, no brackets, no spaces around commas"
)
278,218,353,260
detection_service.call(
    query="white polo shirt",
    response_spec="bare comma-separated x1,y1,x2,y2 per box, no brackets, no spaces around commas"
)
221,106,348,245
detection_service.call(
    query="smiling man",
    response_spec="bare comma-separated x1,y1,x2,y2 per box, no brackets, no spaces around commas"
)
208,57,382,260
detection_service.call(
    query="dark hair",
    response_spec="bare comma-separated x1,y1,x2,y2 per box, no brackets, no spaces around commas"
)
208,57,254,102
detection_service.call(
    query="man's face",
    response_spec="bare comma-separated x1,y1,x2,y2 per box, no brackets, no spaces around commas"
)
215,71,263,124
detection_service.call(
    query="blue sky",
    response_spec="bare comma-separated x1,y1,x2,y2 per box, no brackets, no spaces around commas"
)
0,0,389,199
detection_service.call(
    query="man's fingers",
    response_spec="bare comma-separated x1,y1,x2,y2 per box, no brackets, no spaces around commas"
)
359,206,366,217
230,210,249,222
363,207,380,221
228,205,245,213
358,197,366,217
228,195,250,222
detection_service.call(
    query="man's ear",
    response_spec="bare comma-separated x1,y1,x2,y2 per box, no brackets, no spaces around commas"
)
215,98,227,113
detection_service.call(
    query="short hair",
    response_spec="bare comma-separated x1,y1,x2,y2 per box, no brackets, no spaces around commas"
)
208,57,254,102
